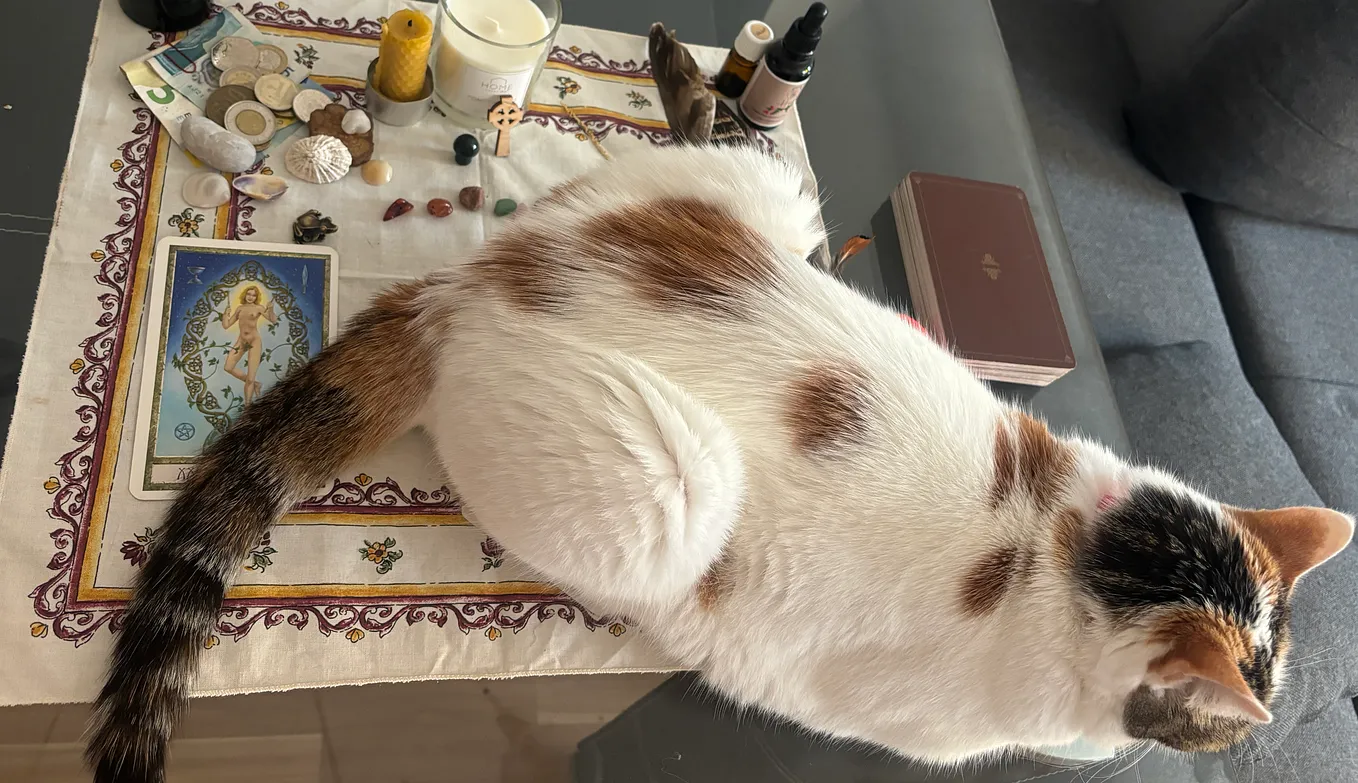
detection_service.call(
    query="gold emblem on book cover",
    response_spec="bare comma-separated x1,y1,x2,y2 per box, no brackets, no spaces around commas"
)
982,252,1000,280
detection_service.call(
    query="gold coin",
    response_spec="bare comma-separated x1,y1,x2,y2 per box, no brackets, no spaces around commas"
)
254,44,289,74
224,101,278,146
253,73,300,112
205,85,257,126
220,67,260,88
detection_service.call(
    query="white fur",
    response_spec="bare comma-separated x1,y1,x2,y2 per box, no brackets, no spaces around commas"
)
419,145,1256,763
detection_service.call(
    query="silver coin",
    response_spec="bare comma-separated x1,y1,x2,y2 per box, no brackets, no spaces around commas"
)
254,73,300,112
210,36,259,71
291,89,334,122
220,67,261,88
202,62,223,88
224,101,278,146
254,44,289,74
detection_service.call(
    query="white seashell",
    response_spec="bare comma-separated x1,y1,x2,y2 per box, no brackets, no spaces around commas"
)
182,171,231,208
231,173,289,201
180,116,256,173
285,135,352,184
341,108,373,135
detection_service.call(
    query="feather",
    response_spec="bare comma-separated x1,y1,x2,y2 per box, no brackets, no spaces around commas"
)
832,235,873,275
648,23,715,144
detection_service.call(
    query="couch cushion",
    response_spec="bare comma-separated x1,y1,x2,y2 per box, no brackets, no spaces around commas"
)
993,0,1234,353
1193,200,1358,510
1104,0,1245,91
1233,697,1358,780
1105,341,1358,754
1250,379,1358,514
1106,342,1318,507
1122,0,1358,230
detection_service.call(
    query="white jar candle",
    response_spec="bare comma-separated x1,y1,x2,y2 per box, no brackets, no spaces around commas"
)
433,0,561,125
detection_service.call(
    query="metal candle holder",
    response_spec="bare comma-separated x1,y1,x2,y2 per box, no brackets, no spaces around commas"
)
364,57,433,127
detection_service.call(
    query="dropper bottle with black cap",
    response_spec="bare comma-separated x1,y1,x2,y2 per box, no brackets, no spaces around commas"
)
737,2,828,130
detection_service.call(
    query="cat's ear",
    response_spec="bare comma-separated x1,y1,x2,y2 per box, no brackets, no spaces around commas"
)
1228,506,1354,585
1145,621,1271,724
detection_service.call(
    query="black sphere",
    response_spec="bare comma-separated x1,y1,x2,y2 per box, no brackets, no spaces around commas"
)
453,134,479,165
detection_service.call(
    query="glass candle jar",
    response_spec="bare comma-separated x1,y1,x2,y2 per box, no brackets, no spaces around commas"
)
432,0,562,126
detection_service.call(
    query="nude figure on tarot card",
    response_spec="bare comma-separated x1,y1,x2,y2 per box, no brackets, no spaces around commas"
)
222,284,277,406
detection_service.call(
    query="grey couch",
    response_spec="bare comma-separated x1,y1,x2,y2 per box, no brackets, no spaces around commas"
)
997,0,1358,778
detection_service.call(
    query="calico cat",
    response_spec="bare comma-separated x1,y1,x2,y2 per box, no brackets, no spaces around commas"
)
87,144,1353,782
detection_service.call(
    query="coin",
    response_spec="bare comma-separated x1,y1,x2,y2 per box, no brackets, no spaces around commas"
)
224,101,278,146
291,89,333,122
253,73,300,112
220,67,261,88
211,36,259,71
254,44,289,74
205,85,257,126
202,62,223,88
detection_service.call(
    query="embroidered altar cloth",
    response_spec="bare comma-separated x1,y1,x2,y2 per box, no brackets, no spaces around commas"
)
0,0,817,704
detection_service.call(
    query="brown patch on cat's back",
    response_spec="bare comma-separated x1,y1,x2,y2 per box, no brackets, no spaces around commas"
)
785,361,871,455
959,545,1035,616
465,228,574,313
696,549,736,610
582,197,777,316
1013,412,1076,512
988,417,1017,510
1051,506,1085,571
536,177,591,208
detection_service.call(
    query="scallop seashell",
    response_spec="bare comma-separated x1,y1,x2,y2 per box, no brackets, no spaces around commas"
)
182,171,231,208
232,173,289,201
285,135,352,184
341,108,372,135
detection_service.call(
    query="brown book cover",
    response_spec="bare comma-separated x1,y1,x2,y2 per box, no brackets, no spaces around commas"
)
906,172,1074,373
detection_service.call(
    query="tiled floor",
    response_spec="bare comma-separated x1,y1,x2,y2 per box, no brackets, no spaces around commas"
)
0,673,668,782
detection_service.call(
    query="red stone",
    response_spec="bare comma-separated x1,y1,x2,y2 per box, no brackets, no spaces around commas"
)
383,198,414,221
459,186,485,212
427,198,453,217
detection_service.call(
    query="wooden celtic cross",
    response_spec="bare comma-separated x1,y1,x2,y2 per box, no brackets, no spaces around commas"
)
488,95,524,157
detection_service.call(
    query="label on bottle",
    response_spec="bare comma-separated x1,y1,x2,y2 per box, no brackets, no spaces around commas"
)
737,60,805,128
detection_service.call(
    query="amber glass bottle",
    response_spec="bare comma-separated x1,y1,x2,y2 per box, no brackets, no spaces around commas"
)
714,20,775,99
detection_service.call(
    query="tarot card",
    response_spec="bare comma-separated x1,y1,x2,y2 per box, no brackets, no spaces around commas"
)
130,238,339,499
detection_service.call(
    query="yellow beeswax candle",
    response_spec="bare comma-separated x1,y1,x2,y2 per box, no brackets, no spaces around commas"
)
374,9,434,102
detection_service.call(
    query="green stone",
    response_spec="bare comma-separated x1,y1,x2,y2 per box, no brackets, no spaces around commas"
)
493,198,518,217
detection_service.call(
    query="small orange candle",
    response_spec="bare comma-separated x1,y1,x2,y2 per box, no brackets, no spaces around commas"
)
374,9,434,102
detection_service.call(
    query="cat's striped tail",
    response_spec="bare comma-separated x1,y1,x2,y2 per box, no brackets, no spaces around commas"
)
86,281,443,783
